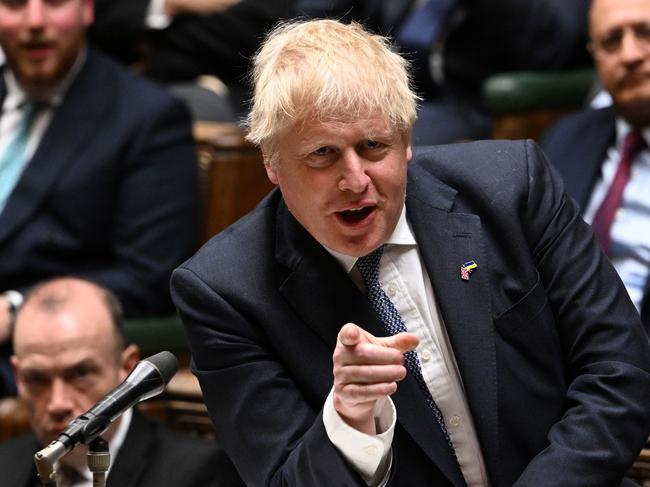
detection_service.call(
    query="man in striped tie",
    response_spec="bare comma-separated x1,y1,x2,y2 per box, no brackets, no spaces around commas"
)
172,18,650,486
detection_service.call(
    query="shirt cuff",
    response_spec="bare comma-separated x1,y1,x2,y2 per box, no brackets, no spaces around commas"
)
145,0,171,29
323,389,395,485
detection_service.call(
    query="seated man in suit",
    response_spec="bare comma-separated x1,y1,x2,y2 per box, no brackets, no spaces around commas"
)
0,0,200,395
171,19,650,486
0,277,242,487
541,0,650,336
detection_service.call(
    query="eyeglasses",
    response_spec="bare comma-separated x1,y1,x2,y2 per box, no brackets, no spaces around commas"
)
588,22,650,56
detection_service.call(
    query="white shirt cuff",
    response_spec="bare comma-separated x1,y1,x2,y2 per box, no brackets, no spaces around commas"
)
145,0,171,29
323,389,395,485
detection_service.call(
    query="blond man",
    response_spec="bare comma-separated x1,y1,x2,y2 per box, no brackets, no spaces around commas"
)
172,19,650,486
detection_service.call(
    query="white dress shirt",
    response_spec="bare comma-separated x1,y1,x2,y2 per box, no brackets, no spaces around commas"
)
322,205,490,486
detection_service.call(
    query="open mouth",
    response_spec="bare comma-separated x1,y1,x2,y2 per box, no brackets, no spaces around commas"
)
337,206,375,223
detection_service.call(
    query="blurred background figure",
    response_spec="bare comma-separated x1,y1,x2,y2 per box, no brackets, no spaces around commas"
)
89,0,298,122
541,0,650,336
0,277,242,487
0,0,200,396
299,0,593,145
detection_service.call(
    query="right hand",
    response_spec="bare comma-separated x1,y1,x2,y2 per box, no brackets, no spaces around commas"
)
332,323,418,435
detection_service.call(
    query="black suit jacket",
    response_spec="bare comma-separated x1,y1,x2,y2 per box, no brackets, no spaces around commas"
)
540,106,650,334
0,48,200,316
0,411,244,487
171,140,650,486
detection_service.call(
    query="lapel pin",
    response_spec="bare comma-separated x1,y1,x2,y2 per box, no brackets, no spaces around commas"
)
460,260,478,281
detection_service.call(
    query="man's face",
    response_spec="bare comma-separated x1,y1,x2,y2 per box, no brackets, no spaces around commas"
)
590,0,650,125
11,287,135,467
266,115,412,257
0,0,93,95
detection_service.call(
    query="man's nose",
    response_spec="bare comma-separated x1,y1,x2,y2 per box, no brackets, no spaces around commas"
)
25,0,46,29
46,378,74,419
338,151,371,192
620,29,647,64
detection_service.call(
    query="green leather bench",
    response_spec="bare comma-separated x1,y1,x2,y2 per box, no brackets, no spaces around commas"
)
123,314,189,357
482,68,597,140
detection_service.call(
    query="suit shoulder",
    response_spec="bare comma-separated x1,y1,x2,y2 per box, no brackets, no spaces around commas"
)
88,49,188,113
0,432,38,455
178,190,280,279
541,107,614,147
411,139,538,181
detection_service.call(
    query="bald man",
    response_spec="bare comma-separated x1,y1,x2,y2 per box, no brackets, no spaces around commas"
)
0,277,243,487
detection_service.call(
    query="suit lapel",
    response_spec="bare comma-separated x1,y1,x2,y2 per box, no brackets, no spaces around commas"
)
0,51,108,244
276,201,387,349
560,107,616,208
275,200,466,486
106,412,151,487
406,165,499,479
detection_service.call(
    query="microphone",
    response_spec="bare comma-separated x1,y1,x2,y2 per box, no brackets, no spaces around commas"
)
34,350,178,479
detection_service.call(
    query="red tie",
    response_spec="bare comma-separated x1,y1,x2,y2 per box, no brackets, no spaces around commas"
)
591,130,646,255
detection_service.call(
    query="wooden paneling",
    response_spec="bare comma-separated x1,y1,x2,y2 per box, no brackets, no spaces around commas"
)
193,122,275,245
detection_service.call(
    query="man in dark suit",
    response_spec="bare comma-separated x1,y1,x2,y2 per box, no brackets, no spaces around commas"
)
171,19,650,486
0,277,243,487
0,0,200,395
541,0,650,335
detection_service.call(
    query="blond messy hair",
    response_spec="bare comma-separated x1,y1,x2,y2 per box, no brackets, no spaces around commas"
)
245,19,419,166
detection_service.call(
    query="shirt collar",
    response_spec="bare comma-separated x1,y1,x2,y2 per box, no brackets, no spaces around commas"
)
325,204,416,274
615,118,650,149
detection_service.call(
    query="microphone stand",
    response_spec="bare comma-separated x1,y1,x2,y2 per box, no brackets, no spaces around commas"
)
34,440,66,486
87,436,110,487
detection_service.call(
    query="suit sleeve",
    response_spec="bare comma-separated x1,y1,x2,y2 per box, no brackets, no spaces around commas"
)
170,266,367,487
513,140,650,485
78,96,200,316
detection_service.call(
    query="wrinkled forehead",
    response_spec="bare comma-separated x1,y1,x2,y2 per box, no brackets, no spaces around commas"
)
590,0,650,33
14,334,115,374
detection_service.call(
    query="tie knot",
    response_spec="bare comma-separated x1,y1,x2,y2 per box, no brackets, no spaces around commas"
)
624,130,647,159
355,245,386,285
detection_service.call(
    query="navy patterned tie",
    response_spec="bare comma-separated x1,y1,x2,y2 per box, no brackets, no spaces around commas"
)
356,245,455,452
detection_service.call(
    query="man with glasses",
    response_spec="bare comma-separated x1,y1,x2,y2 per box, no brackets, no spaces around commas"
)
542,0,650,336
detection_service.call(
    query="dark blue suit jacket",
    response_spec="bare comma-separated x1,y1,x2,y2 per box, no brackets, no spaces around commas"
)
541,107,650,334
171,140,650,486
0,48,200,315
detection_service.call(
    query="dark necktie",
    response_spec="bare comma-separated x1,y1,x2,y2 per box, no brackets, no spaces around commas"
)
355,245,455,452
591,130,646,255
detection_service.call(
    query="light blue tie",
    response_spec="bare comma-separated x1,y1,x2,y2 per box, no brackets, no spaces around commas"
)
0,100,44,212
356,245,456,454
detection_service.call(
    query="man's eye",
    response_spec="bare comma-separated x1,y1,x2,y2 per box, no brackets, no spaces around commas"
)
22,372,49,388
365,139,380,149
313,146,332,156
0,0,26,8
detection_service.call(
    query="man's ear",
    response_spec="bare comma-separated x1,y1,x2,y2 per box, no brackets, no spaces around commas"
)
263,150,279,185
119,344,140,382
